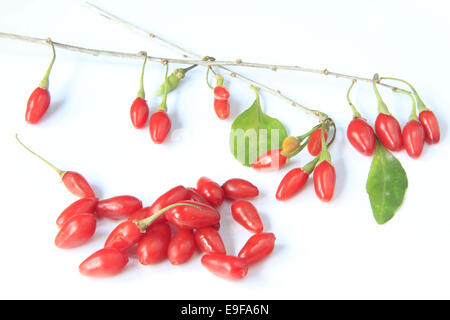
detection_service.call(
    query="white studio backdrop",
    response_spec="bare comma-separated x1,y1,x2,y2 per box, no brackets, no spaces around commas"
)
0,0,449,299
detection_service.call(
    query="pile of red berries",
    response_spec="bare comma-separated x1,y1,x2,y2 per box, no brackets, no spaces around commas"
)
54,176,275,280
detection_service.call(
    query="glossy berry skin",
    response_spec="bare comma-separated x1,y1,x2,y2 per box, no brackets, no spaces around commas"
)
149,110,171,144
222,179,259,200
56,197,98,228
61,171,95,198
214,100,230,120
238,232,276,265
402,120,425,158
168,229,195,265
251,149,287,171
137,223,171,265
165,200,221,230
25,87,50,124
313,160,336,202
104,220,144,251
231,200,263,233
130,97,149,129
419,110,440,144
276,168,309,201
186,187,210,205
129,186,188,224
194,227,226,254
213,86,230,120
197,177,225,207
54,213,96,249
96,195,143,220
79,248,128,277
201,254,248,280
308,129,328,156
375,113,403,151
347,118,376,156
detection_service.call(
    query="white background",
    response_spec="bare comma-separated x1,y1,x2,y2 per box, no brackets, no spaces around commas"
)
1,0,449,299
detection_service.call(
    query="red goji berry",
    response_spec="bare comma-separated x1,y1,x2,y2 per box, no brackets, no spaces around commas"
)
79,248,128,277
238,232,276,265
201,254,248,280
55,213,96,249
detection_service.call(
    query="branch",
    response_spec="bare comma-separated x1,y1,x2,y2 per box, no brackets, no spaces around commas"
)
83,2,330,120
84,4,406,93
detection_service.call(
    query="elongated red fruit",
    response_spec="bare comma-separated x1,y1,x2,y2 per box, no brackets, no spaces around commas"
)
137,222,172,265
79,248,128,277
168,229,195,265
308,129,328,156
149,110,171,144
313,160,336,202
201,254,248,280
96,195,143,220
276,168,309,201
238,232,276,265
55,213,96,249
222,178,259,200
195,227,226,254
25,39,55,124
251,148,287,171
25,87,51,124
402,119,425,158
104,220,145,251
347,118,375,156
213,86,231,120
130,97,149,129
61,171,96,198
231,200,263,233
165,200,220,229
419,110,440,144
375,113,403,151
56,197,98,228
128,186,188,224
197,177,225,207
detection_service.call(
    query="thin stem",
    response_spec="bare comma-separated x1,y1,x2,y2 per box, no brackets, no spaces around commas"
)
296,123,322,141
183,64,198,73
381,76,427,112
372,74,390,115
205,66,214,90
158,63,169,111
15,134,64,176
318,124,332,163
347,80,361,118
302,156,320,174
38,38,55,89
134,202,203,232
393,88,418,121
136,51,147,99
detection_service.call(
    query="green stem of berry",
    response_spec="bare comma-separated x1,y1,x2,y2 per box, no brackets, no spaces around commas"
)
38,38,56,90
393,88,418,121
158,63,170,112
381,76,428,113
136,52,147,99
347,80,362,118
318,124,331,163
372,74,391,115
15,134,64,177
134,202,202,232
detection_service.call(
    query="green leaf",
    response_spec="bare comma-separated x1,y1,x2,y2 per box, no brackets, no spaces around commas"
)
229,88,288,167
366,140,408,224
